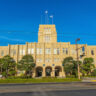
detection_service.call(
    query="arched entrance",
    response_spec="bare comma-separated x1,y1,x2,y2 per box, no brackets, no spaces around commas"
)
55,66,62,77
45,66,52,77
36,67,43,77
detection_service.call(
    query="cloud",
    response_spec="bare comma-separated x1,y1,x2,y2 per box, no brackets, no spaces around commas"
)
0,36,25,42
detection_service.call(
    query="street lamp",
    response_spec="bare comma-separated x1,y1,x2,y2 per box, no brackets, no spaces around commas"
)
75,38,80,80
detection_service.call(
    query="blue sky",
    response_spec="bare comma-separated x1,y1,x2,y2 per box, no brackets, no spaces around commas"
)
0,0,96,46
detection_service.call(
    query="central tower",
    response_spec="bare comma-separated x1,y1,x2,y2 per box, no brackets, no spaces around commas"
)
38,25,57,43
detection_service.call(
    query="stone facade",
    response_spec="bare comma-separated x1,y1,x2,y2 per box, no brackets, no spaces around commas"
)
0,24,96,77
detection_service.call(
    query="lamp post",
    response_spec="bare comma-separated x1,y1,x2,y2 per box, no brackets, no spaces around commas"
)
75,38,80,80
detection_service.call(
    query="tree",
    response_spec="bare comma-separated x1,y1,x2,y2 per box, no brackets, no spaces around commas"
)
0,58,3,74
1,55,16,77
72,60,82,77
18,55,36,77
62,57,82,77
82,58,95,76
91,69,96,76
62,57,74,76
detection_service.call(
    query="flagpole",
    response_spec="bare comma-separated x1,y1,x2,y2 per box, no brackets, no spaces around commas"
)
50,15,53,24
45,10,48,24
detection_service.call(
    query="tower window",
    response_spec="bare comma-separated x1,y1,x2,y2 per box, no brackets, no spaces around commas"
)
44,28,51,34
45,48,51,54
44,36,50,42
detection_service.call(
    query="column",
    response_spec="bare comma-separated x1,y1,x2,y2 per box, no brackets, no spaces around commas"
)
51,67,55,77
42,67,45,77
61,67,66,78
32,68,36,78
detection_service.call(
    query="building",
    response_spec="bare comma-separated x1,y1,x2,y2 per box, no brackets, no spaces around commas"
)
0,24,96,77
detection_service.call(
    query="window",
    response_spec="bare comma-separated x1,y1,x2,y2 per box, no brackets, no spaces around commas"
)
19,50,25,55
54,48,60,55
23,50,25,55
36,59,39,62
82,47,85,52
36,58,42,62
62,48,68,54
44,36,50,42
44,28,51,34
45,48,51,54
91,50,94,55
39,48,42,54
6,51,9,55
13,50,16,55
71,49,76,55
11,49,16,55
37,48,39,54
57,48,60,55
28,49,31,54
45,58,51,62
28,48,34,54
36,48,42,54
54,58,60,62
1,50,4,56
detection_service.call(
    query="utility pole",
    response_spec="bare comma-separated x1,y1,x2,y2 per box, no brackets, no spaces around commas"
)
75,38,80,80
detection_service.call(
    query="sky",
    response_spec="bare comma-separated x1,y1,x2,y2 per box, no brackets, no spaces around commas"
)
0,0,96,46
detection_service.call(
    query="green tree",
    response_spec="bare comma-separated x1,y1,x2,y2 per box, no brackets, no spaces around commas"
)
62,57,74,76
91,69,96,76
18,55,36,77
72,60,82,77
62,57,82,77
1,55,16,77
82,58,95,76
0,58,3,74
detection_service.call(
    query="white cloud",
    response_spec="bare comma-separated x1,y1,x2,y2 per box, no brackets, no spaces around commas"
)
0,36,25,42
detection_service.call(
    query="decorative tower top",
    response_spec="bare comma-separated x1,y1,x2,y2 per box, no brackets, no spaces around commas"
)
38,25,57,43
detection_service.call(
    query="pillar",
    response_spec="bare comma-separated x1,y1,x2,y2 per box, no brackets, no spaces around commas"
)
51,67,55,77
60,67,66,78
32,68,36,78
42,67,45,77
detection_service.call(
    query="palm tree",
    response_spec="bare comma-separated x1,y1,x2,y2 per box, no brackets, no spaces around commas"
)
18,55,36,77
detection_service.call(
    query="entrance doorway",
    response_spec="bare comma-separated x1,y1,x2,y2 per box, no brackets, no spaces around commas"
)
36,67,43,77
45,67,52,76
55,66,62,77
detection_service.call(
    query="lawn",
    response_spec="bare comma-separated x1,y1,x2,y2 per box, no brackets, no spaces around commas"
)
0,77,81,84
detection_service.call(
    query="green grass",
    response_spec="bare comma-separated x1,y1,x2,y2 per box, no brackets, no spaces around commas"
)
0,77,81,84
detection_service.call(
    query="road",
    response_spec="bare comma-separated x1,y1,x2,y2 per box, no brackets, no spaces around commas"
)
0,82,96,96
